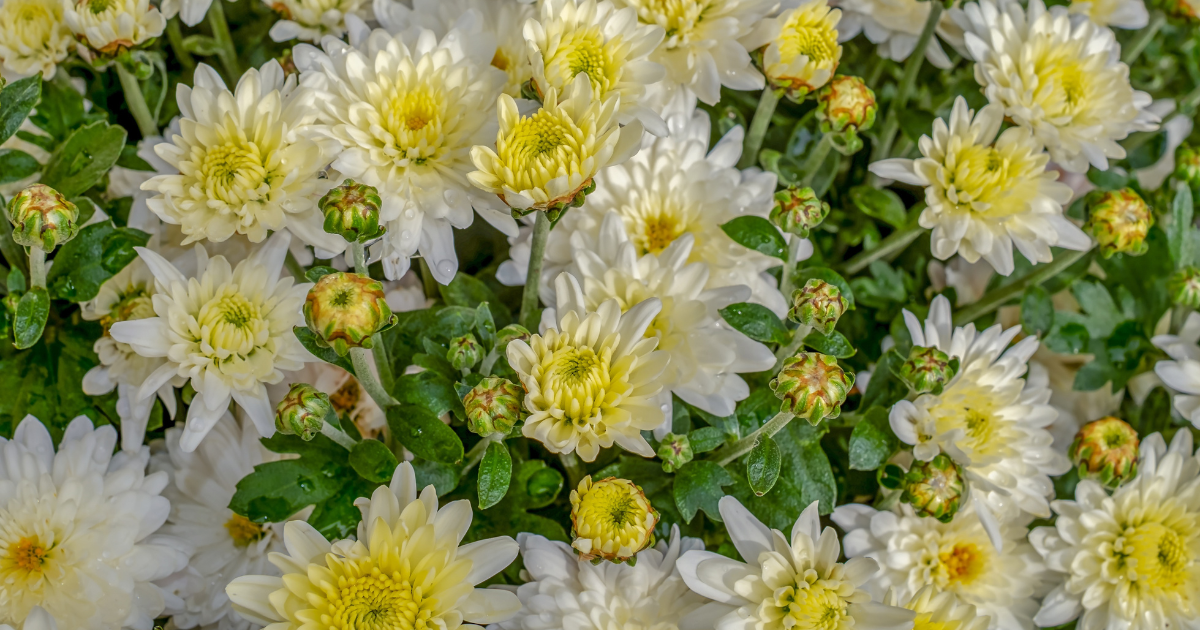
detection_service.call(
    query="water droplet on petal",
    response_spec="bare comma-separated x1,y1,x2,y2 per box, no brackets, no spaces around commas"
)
660,404,671,414
437,259,456,276
400,230,411,242
405,209,416,219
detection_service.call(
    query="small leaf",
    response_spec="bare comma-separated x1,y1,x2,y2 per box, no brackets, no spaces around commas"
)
14,287,49,349
477,440,513,509
349,439,399,483
1045,322,1090,355
0,75,41,145
794,267,855,309
719,302,790,344
746,435,782,496
305,265,339,283
673,461,735,523
46,221,150,301
687,426,726,453
0,149,39,185
7,267,25,293
40,121,127,198
848,408,898,471
850,185,907,229
720,216,787,260
475,302,496,350
802,330,855,358
1020,285,1055,337
1125,130,1167,170
386,404,464,464
1169,183,1195,269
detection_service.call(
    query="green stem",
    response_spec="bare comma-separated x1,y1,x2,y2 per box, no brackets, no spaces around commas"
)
351,241,397,392
206,0,240,79
114,61,158,138
28,246,46,289
519,211,552,330
773,323,811,372
351,347,398,408
738,87,781,170
1122,11,1165,65
559,451,587,488
952,248,1093,326
1181,83,1200,115
715,411,795,466
800,134,834,187
319,419,357,450
870,1,943,162
462,433,501,475
166,18,195,72
780,237,804,298
419,257,439,301
351,241,368,276
840,223,926,275
284,249,306,280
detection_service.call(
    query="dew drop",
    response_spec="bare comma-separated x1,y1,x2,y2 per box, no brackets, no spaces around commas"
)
437,259,456,276
400,230,411,242
660,403,671,414
405,209,416,219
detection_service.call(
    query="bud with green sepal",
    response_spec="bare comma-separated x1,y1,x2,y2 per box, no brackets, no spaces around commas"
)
770,186,829,238
304,272,396,356
1084,188,1152,258
1177,144,1200,187
463,376,524,437
657,433,693,473
6,184,80,252
319,179,385,243
898,346,960,395
788,279,847,335
495,323,531,352
1070,417,1139,488
816,75,877,154
1169,266,1200,309
275,383,333,441
769,352,854,424
448,333,484,371
901,453,964,523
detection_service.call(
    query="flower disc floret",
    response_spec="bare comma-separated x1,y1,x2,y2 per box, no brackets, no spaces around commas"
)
570,476,659,562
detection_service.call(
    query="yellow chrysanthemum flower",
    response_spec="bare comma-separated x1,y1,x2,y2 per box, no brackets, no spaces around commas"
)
0,0,73,79
569,476,659,562
743,0,843,99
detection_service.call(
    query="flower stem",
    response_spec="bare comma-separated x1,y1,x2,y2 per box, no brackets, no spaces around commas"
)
738,87,781,170
800,133,833,187
839,223,925,275
715,411,796,466
346,240,394,391
462,433,501,474
206,0,240,79
351,347,398,408
773,324,810,372
780,236,805,298
1122,11,1165,65
166,18,195,73
519,211,552,330
114,61,158,138
870,1,943,162
319,419,357,450
559,451,586,488
28,246,46,289
952,248,1093,326
351,241,368,276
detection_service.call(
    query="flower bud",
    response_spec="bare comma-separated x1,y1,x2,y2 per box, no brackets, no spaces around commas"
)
6,184,80,251
898,346,960,395
496,323,531,350
770,186,829,238
901,453,964,523
816,75,877,135
304,272,396,356
657,433,693,473
770,352,853,424
1084,189,1152,259
319,179,385,243
275,383,332,441
1070,417,1139,488
570,476,659,563
788,279,847,335
1170,266,1200,309
1176,144,1200,187
447,333,483,371
463,377,524,437
1167,0,1199,20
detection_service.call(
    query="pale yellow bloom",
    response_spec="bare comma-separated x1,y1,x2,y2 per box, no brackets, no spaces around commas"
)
1067,0,1149,28
0,0,72,78
743,0,843,98
569,476,658,562
61,0,164,59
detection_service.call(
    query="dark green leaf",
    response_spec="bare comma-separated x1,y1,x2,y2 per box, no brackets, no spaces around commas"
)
117,144,154,171
720,216,787,260
850,185,907,229
1169,184,1195,269
1044,322,1090,355
392,370,464,418
1125,130,1167,170
386,403,464,464
231,434,351,523
793,439,837,514
412,458,460,496
349,439,399,483
719,302,790,344
45,221,150,301
688,426,726,453
439,272,499,309
802,330,855,358
294,326,356,374
897,109,936,144
1020,285,1054,337
1087,167,1130,191
7,267,25,293
475,302,496,350
40,121,126,198
14,287,49,349
0,149,39,185
305,265,338,283
746,435,781,496
307,475,377,540
478,440,512,509
29,74,88,140
848,408,898,471
861,348,908,409
795,267,855,309
0,75,40,145
673,460,735,522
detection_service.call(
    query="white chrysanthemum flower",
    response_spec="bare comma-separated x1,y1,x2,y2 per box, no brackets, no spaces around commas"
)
507,272,669,462
0,0,72,79
266,0,371,42
678,498,915,630
832,0,957,68
1030,430,1200,630
152,418,292,630
498,527,711,630
833,503,1050,630
1068,0,1149,28
1153,312,1200,430
295,23,518,284
741,0,843,98
871,97,1089,276
269,362,386,438
889,295,1071,547
0,415,190,629
61,0,164,59
610,0,775,105
525,0,667,135
225,462,521,629
142,62,342,252
950,0,1158,172
109,231,314,452
550,212,775,428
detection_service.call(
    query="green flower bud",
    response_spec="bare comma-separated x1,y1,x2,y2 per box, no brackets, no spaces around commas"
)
770,186,829,238
275,383,332,441
1070,417,1139,488
1176,144,1200,187
1084,189,1152,258
319,179,385,243
496,323,531,351
769,352,853,424
304,272,396,356
463,376,524,436
448,333,483,371
817,75,877,135
898,346,960,395
901,453,964,523
6,184,80,251
1170,266,1200,309
788,279,847,335
657,432,693,473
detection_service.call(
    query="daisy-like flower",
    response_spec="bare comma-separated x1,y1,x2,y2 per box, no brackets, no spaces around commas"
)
61,0,164,60
1030,430,1200,630
470,74,643,212
525,0,667,135
951,0,1158,172
884,586,992,630
1153,311,1200,430
1068,0,1149,28
225,462,521,629
142,62,342,252
888,295,1072,547
832,0,957,68
871,97,1089,276
678,498,915,630
0,415,189,629
741,0,843,99
266,0,372,42
109,231,314,452
295,23,517,283
0,0,72,79
497,527,712,630
834,503,1049,630
506,272,669,462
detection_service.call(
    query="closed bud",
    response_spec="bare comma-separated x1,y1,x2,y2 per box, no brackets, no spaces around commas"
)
1085,189,1152,258
447,334,483,371
319,179,385,243
6,184,80,251
770,352,853,424
1167,0,1200,20
463,376,524,436
901,453,964,523
899,346,960,395
275,383,331,441
570,476,658,563
771,186,829,238
1169,266,1200,309
1176,144,1200,187
304,272,396,356
495,323,531,352
788,279,847,335
657,433,693,473
817,75,877,134
1070,417,1139,488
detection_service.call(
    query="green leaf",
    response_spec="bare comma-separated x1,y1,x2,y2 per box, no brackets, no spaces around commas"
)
230,434,351,523
294,326,356,374
1169,183,1195,269
29,74,89,140
792,439,837,514
0,75,40,145
850,185,907,229
719,302,790,344
439,272,503,313
1125,130,1167,170
1044,322,1090,355
349,439,399,483
7,267,25,293
673,460,735,523
794,267,855,309
392,370,464,418
1020,285,1055,338
45,221,150,301
305,265,339,283
412,458,460,496
307,475,377,540
0,149,39,185
687,426,726,453
477,440,512,509
40,121,127,198
897,109,936,144
746,435,781,496
475,302,496,350
720,216,787,260
1070,280,1121,338
848,407,898,471
860,348,908,409
386,403,464,464
117,144,154,171
802,330,855,358
14,287,49,350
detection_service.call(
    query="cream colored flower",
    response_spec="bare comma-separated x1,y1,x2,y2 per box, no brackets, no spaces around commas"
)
833,0,958,68
871,96,1089,276
506,272,669,462
1068,0,1149,28
742,0,843,98
266,0,371,42
525,0,667,135
885,586,992,630
0,0,72,79
61,0,164,59
951,0,1159,172
1153,311,1200,430
225,462,521,629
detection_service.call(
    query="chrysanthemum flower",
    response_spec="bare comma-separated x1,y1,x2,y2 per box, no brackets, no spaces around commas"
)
506,272,669,462
0,0,72,79
61,0,164,59
266,0,372,42
1067,0,1149,28
225,462,521,629
0,415,189,629
885,586,992,630
951,0,1158,172
1153,312,1200,430
109,231,315,452
742,0,843,99
569,475,659,561
833,0,957,68
871,97,1089,276
1031,430,1200,630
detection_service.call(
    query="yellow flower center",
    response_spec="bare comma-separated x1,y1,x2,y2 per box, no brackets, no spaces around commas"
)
626,0,709,47
320,554,438,630
492,49,510,71
508,111,570,164
923,369,1020,465
641,213,683,254
542,346,614,426
1124,522,1190,590
196,290,267,359
571,478,656,560
774,581,850,630
939,543,984,585
385,87,444,166
331,377,362,415
9,538,49,574
544,27,621,97
85,0,112,14
225,514,266,547
101,287,155,333
778,10,838,65
913,612,966,630
200,141,268,203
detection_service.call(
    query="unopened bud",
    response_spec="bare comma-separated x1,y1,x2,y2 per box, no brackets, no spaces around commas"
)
1170,266,1200,309
898,346,960,395
320,180,385,243
770,352,853,424
1070,417,1139,488
788,279,847,335
448,334,483,371
771,186,829,238
275,383,332,441
570,476,658,563
657,433,693,473
1176,144,1200,187
304,272,396,356
817,75,877,134
496,323,531,350
6,184,80,251
464,377,524,437
1085,189,1152,258
901,453,964,523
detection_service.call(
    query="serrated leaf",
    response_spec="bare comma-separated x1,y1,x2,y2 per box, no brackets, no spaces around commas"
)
386,403,464,464
349,439,398,483
40,121,126,198
848,408,897,471
1044,322,1090,355
802,330,855,357
14,288,49,349
1020,285,1054,337
746,435,781,496
305,265,338,283
673,460,735,523
392,370,463,418
45,221,150,301
719,302,790,344
475,302,496,350
720,216,787,260
478,440,512,509
0,75,40,145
